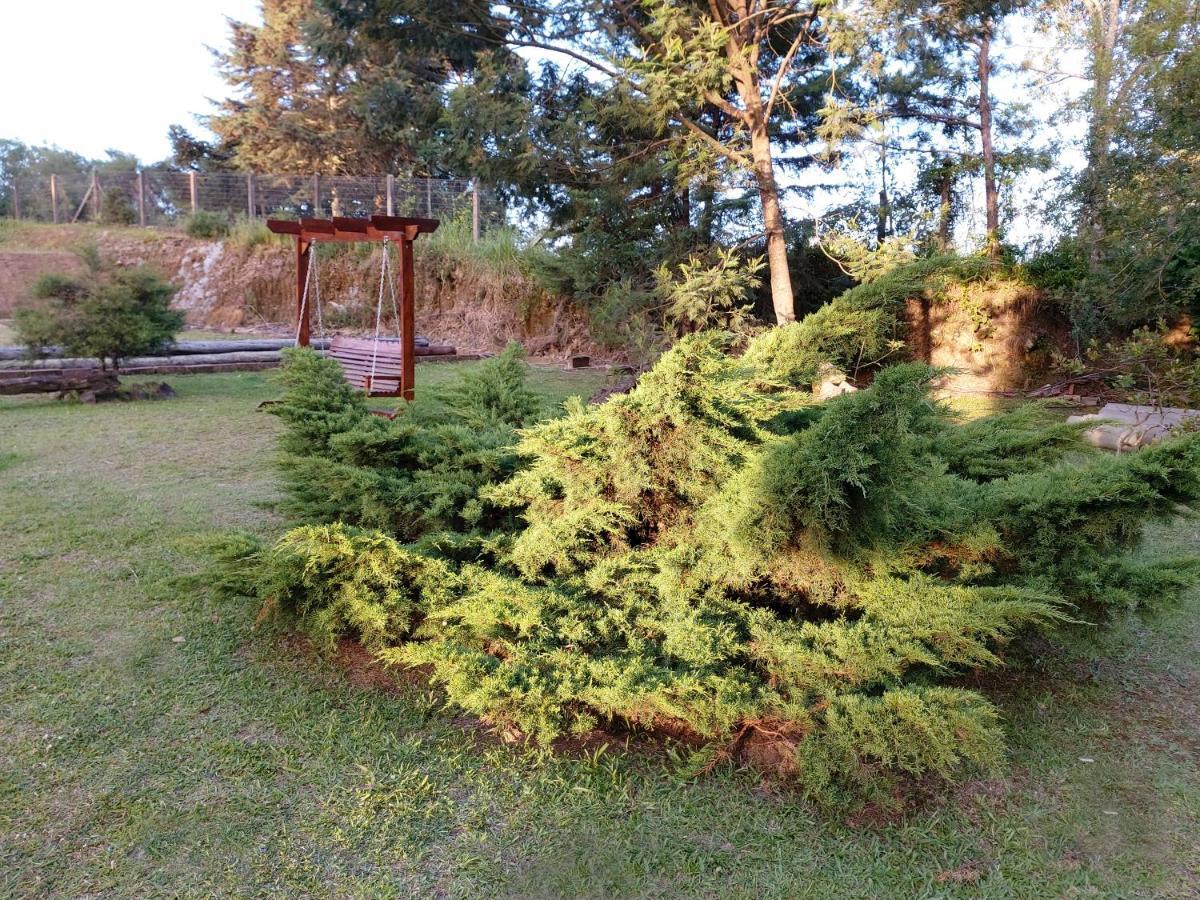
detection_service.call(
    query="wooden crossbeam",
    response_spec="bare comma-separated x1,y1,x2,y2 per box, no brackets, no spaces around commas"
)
267,215,439,243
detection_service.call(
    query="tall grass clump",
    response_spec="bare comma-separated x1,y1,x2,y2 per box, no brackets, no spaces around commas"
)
227,216,281,250
184,210,231,239
420,213,528,282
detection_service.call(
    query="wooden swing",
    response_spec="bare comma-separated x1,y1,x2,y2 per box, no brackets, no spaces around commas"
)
267,215,439,401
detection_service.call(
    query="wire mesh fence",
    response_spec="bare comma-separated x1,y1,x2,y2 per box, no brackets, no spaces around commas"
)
6,171,503,236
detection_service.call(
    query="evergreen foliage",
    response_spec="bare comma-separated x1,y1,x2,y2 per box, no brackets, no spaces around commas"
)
223,323,1200,801
14,266,182,370
268,344,544,543
743,254,995,387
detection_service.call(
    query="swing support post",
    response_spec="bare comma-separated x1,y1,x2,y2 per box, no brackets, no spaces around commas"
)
399,235,416,403
295,237,311,349
267,214,439,402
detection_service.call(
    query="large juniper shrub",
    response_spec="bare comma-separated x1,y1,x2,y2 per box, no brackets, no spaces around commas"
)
268,343,544,544
227,324,1200,803
743,253,996,387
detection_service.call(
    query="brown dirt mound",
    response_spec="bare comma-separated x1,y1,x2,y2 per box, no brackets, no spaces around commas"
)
904,275,1054,393
0,250,86,314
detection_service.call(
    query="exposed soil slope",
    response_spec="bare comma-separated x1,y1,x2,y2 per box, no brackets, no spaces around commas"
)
0,224,597,357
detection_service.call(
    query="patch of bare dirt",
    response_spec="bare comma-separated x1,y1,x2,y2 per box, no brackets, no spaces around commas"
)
936,860,986,884
0,250,86,314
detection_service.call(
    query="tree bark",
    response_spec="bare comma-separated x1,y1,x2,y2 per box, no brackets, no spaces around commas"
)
1080,0,1122,272
977,26,1000,257
748,125,796,324
0,369,119,396
724,0,795,325
936,158,954,250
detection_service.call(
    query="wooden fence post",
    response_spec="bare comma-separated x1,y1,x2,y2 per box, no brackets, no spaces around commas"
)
50,174,59,224
91,170,100,220
426,178,433,217
386,175,394,216
471,182,480,243
137,171,146,227
312,174,320,216
189,171,198,215
247,172,256,219
11,181,20,219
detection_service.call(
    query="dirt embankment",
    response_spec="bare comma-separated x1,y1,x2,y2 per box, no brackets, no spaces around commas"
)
0,250,86,315
904,275,1055,393
0,225,598,358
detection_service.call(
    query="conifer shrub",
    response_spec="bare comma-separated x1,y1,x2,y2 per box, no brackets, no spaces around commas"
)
14,266,182,369
268,343,545,543
224,312,1200,802
743,254,996,387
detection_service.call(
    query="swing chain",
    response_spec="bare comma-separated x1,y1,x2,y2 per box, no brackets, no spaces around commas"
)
368,239,390,388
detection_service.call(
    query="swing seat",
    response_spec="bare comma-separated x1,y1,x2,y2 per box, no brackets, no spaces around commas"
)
327,336,405,397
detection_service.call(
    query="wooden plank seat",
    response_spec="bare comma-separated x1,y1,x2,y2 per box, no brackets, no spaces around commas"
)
327,336,405,396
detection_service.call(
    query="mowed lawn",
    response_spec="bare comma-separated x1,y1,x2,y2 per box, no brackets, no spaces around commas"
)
1,366,1198,898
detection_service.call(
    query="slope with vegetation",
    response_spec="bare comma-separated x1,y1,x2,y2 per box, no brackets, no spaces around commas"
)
0,219,599,357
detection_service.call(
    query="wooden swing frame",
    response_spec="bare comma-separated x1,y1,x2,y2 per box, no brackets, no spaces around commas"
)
267,215,439,401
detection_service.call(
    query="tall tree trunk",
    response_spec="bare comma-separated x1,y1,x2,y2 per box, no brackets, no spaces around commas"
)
748,125,795,323
696,183,716,244
877,130,890,243
977,26,1000,257
722,2,795,325
1080,0,1121,272
937,161,954,250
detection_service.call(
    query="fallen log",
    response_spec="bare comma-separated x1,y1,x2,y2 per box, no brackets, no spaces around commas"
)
0,335,434,360
0,369,119,396
1,344,457,372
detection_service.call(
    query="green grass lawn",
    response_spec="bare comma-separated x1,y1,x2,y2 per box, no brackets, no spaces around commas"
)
1,366,1198,897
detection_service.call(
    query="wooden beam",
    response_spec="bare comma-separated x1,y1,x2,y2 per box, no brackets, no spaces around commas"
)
299,217,336,234
271,216,440,240
399,233,416,401
296,238,311,347
370,214,440,235
331,216,370,233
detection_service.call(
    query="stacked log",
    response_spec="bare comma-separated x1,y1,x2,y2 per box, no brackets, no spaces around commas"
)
0,368,119,397
0,336,463,395
0,336,433,361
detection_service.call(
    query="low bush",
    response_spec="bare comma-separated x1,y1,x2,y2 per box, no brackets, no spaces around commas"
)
743,253,997,388
227,216,277,250
267,343,545,544
14,265,182,369
218,325,1200,803
100,188,137,226
184,210,231,239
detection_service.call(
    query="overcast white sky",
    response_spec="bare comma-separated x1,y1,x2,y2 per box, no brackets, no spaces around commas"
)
2,0,262,163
